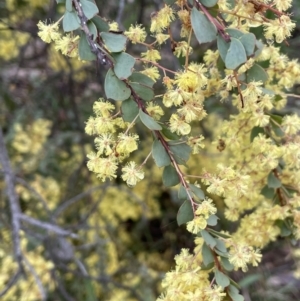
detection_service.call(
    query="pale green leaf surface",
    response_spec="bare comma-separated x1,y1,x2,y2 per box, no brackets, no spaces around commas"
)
202,243,214,266
254,40,264,58
246,63,268,83
169,143,191,165
152,139,171,167
207,214,219,226
113,52,135,80
201,230,217,248
139,110,162,131
104,68,131,101
91,16,109,32
63,11,80,32
225,38,247,70
189,184,205,200
177,200,194,226
87,21,97,40
65,0,72,11
267,172,281,189
129,72,155,87
81,0,99,20
228,285,244,301
100,32,127,52
78,35,96,61
130,82,154,101
261,185,274,199
226,28,244,39
162,165,180,187
220,257,234,271
240,33,256,56
215,269,230,288
121,98,139,122
191,8,217,44
217,35,230,62
215,239,227,253
199,0,218,7
178,184,188,200
161,125,181,140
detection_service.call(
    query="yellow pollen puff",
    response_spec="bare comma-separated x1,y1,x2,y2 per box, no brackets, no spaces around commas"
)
163,89,190,107
146,103,164,120
282,114,300,135
264,15,295,43
163,76,174,89
169,114,191,135
93,99,115,117
174,41,193,58
37,20,61,43
150,4,175,33
175,71,199,92
109,21,119,31
188,135,205,154
177,9,192,37
87,153,118,181
54,34,80,57
95,134,115,156
186,216,207,234
124,24,147,44
274,0,293,11
155,33,169,45
141,49,161,62
116,133,139,155
121,161,144,187
195,198,217,218
177,101,207,123
140,66,160,81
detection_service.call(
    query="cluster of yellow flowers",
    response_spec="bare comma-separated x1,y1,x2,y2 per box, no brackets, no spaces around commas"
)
85,99,144,185
37,21,80,57
186,198,217,234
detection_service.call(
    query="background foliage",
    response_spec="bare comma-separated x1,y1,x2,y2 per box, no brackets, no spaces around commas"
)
1,0,300,300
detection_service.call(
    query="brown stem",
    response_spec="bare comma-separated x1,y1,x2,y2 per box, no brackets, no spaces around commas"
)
249,0,286,17
233,71,244,108
72,0,113,68
129,87,197,214
136,58,177,74
273,169,287,206
156,131,197,213
195,0,230,42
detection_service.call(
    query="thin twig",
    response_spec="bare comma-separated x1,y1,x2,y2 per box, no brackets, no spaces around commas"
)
15,177,51,215
136,58,177,74
116,0,125,27
52,184,108,218
233,70,244,108
285,93,300,99
0,126,23,268
23,256,47,301
156,131,197,213
51,269,76,301
0,268,21,298
18,214,78,238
